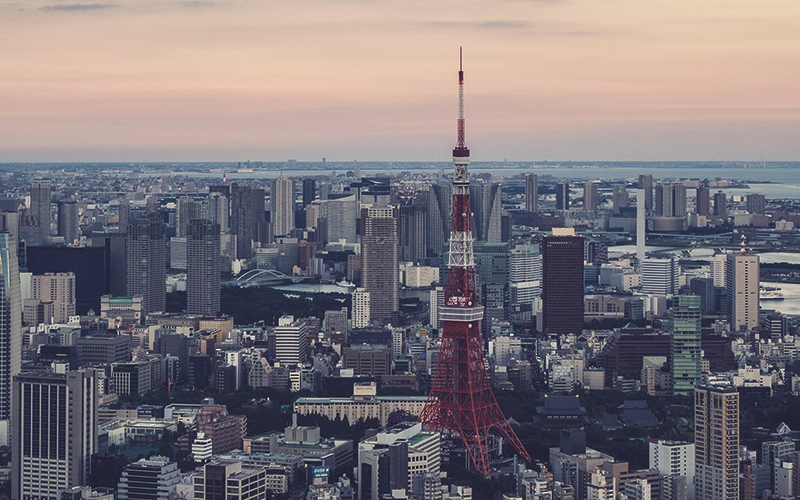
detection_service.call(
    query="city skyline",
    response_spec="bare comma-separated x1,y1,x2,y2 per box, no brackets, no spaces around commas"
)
2,0,799,162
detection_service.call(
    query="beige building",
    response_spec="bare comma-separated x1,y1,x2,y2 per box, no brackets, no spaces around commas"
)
725,252,759,332
294,382,426,426
694,386,739,500
29,272,76,324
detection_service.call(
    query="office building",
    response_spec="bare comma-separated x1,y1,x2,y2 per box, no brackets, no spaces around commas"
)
126,217,167,314
187,219,221,316
649,440,694,500
29,272,76,323
230,184,254,259
361,206,399,324
208,192,229,233
302,179,316,208
470,182,502,243
342,345,391,377
193,461,267,500
76,334,132,366
118,456,180,500
694,386,739,500
100,295,143,325
542,229,584,335
275,316,308,366
725,251,759,332
525,173,538,213
352,288,371,328
689,277,716,316
29,180,51,245
641,257,679,296
639,174,653,212
111,361,153,396
57,200,79,245
0,231,21,439
584,181,598,211
271,177,295,237
612,184,628,214
251,188,267,244
712,191,727,218
11,370,97,500
176,197,207,238
26,245,106,315
196,405,247,455
295,382,426,426
398,202,427,263
747,193,766,215
655,182,687,217
508,243,542,316
91,232,127,297
118,196,130,233
671,296,702,396
556,182,570,210
695,187,710,216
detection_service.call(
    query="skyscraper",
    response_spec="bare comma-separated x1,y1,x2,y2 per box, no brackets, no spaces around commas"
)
555,182,570,210
274,315,308,365
525,173,538,213
29,180,51,245
746,193,766,215
91,232,128,297
126,217,166,314
612,184,628,214
29,272,76,323
230,184,253,259
694,386,739,500
57,200,79,245
638,174,653,212
671,295,702,395
302,179,316,208
0,230,21,440
12,370,98,500
118,197,131,234
713,191,727,218
361,205,399,324
583,181,598,211
26,245,106,314
542,228,584,335
508,243,542,318
655,182,687,217
726,247,759,332
208,192,229,233
176,197,207,238
641,256,679,296
695,187,710,216
270,177,295,237
187,219,221,316
470,182,502,243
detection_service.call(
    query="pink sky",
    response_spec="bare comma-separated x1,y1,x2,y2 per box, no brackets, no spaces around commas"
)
1,0,799,162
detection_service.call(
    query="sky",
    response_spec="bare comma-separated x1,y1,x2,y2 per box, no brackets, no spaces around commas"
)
1,0,799,163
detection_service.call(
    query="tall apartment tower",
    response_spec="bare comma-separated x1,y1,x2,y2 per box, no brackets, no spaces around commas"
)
555,182,570,210
352,288,371,328
12,370,98,500
655,182,687,217
208,192,229,233
638,174,653,212
361,205,399,324
176,197,207,238
713,191,727,218
726,246,759,332
747,193,766,215
29,180,51,245
508,243,542,314
187,219,221,316
30,272,76,323
230,184,253,259
525,173,538,213
57,200,79,245
470,183,502,243
302,179,316,208
583,181,598,211
696,187,710,216
118,197,131,234
694,386,739,500
542,228,584,335
271,177,295,237
0,231,21,438
126,217,166,314
671,295,702,395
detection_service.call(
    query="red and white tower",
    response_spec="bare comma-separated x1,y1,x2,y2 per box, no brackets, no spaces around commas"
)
418,50,530,475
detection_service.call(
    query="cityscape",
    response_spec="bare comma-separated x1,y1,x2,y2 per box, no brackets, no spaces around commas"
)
3,1,800,500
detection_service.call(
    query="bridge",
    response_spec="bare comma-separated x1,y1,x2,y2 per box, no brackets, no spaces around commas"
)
234,269,308,287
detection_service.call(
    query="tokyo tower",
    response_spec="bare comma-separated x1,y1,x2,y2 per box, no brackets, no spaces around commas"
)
418,49,530,475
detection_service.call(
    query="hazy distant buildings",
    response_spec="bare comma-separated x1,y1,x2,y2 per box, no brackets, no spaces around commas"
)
29,180,51,245
271,177,295,237
555,182,570,210
525,173,538,213
696,187,710,216
612,184,628,215
655,182,687,217
638,174,653,212
208,192,229,233
470,183,502,243
230,184,254,259
187,219,221,316
713,191,727,218
57,200,79,245
126,217,166,314
583,181,598,211
747,193,766,215
542,229,583,335
361,206,399,324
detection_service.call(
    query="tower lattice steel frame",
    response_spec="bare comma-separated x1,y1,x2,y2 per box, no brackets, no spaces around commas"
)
418,49,530,476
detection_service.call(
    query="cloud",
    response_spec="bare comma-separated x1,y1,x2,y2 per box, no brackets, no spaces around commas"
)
39,3,114,11
425,20,531,30
177,1,216,8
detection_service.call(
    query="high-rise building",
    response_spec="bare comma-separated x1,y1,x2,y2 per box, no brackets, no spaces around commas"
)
176,197,207,238
746,193,766,215
230,184,253,259
694,386,739,500
57,200,79,245
361,205,399,324
208,192,229,233
91,232,127,297
270,177,295,237
29,272,76,323
11,370,98,500
398,202,427,263
583,181,598,211
542,229,584,335
649,440,694,500
302,179,316,208
187,219,221,316
695,187,710,216
0,231,21,439
274,315,308,366
26,245,106,314
713,191,727,218
641,256,679,296
655,182,687,217
671,295,702,395
726,250,759,332
690,277,716,316
638,174,653,212
352,288,371,328
126,217,167,314
556,182,570,210
29,180,51,245
251,188,267,244
118,197,131,234
118,456,180,500
508,243,542,316
525,174,538,213
612,184,628,215
470,183,501,243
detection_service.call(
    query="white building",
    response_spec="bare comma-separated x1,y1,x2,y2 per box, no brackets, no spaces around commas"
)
352,289,371,328
275,316,308,366
641,257,679,296
649,440,694,500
